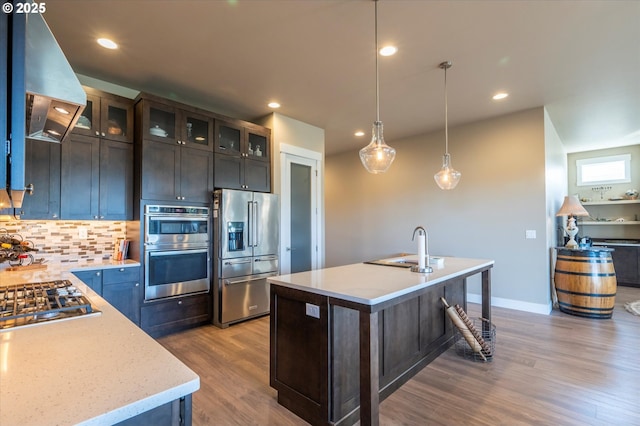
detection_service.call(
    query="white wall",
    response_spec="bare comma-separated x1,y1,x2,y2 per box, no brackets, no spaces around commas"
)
326,108,552,313
255,112,326,267
544,109,569,306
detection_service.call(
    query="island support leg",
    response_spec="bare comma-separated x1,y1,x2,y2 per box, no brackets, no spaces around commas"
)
482,268,492,331
359,310,380,426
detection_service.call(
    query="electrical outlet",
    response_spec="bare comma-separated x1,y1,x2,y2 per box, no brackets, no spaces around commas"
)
525,230,536,239
78,227,88,239
305,303,320,319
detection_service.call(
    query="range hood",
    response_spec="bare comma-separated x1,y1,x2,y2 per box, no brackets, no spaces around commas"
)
24,11,86,143
1,6,85,210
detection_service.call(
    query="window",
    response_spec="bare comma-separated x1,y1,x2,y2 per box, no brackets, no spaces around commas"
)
576,154,631,186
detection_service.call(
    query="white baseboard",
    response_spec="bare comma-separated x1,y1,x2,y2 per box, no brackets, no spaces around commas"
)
467,292,552,315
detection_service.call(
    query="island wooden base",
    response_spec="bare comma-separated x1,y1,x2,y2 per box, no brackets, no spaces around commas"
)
270,278,467,426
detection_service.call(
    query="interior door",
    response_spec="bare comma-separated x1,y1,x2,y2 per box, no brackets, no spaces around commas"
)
282,154,319,274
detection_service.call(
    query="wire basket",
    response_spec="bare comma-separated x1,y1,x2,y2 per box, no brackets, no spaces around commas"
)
454,318,495,362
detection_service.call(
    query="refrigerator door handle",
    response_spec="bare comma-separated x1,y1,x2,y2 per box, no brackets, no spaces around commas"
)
224,272,278,286
247,201,253,247
253,201,259,247
223,259,253,266
255,255,278,262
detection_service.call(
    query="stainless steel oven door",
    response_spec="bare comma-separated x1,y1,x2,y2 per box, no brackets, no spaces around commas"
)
220,272,277,324
144,247,210,301
145,215,209,246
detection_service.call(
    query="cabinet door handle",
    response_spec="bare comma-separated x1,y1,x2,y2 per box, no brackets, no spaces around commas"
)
178,300,183,305
119,268,125,272
135,283,139,287
96,272,101,276
95,131,100,136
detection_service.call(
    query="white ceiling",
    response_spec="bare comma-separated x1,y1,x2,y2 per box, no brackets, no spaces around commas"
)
43,0,640,155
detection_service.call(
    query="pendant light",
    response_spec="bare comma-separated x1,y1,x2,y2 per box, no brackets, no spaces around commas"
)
434,61,461,190
359,0,396,174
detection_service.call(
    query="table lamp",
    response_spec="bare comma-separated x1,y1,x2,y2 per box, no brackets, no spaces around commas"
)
556,195,590,249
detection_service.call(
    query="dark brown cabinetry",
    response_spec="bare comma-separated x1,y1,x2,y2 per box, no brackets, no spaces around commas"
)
58,88,134,220
609,245,640,287
19,139,60,219
139,98,213,151
214,119,271,192
73,266,141,326
73,86,134,143
141,292,211,338
103,267,142,325
139,139,213,203
135,97,214,203
270,278,466,426
61,134,133,220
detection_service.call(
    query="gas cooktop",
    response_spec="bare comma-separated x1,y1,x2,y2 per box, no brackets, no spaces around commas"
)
0,280,100,330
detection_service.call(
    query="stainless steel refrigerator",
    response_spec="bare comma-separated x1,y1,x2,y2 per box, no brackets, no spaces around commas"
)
212,189,279,327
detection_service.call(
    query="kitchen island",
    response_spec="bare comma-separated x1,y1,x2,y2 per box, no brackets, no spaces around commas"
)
268,256,493,426
0,263,199,426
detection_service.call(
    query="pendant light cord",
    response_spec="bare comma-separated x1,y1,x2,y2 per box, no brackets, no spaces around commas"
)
375,0,380,123
444,63,448,155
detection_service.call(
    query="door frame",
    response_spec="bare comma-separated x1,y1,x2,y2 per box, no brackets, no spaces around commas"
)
279,143,323,274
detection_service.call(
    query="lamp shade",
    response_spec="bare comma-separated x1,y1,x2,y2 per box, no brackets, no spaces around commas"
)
556,196,589,217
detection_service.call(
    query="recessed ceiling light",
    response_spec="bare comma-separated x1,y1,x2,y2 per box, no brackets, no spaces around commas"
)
97,38,118,50
492,92,509,100
354,131,365,137
268,102,281,108
379,46,397,57
54,106,70,114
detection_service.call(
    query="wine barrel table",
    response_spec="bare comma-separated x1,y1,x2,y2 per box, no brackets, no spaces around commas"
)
554,247,617,319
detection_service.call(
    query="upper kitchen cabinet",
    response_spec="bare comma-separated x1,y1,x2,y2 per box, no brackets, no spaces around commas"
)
135,94,214,203
73,87,134,143
138,97,213,151
214,120,270,162
61,134,133,220
214,119,271,192
19,139,61,219
139,140,213,203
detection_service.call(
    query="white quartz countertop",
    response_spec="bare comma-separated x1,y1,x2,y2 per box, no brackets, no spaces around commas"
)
0,265,199,426
268,256,494,306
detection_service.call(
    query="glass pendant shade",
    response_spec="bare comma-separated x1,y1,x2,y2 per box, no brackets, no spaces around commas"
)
359,121,396,174
433,61,461,190
434,153,461,190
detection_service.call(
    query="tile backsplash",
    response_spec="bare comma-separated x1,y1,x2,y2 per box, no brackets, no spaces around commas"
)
0,220,135,269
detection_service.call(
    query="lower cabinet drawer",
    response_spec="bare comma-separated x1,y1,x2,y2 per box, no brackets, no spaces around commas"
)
141,293,211,337
103,266,140,285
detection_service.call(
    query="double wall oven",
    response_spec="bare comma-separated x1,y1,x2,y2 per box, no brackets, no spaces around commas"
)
144,205,210,301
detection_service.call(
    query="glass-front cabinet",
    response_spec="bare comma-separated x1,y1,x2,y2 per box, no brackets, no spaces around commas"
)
214,119,271,192
141,100,213,151
74,88,133,143
143,100,177,143
215,120,270,162
215,121,242,156
179,110,213,151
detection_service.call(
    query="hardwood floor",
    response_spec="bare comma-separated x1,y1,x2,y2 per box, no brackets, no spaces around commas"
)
158,286,640,425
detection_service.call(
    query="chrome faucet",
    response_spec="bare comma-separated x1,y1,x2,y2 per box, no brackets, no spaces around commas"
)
411,226,433,273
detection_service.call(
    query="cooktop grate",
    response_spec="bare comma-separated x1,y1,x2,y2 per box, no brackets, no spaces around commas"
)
0,280,100,330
